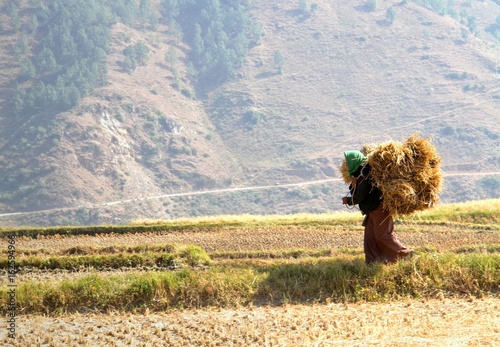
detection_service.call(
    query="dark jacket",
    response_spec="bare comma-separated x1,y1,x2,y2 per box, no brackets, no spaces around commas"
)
345,164,382,214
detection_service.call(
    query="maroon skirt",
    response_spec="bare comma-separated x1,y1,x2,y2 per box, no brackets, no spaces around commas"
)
362,205,410,264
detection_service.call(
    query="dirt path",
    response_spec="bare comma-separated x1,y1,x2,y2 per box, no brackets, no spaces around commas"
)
1,172,498,219
2,298,499,346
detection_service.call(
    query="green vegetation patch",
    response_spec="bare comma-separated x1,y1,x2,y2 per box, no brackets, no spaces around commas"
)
0,224,213,238
162,0,263,90
3,253,498,315
0,253,167,271
0,244,211,270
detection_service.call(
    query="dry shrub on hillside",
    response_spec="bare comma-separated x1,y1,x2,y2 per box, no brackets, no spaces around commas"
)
340,133,442,216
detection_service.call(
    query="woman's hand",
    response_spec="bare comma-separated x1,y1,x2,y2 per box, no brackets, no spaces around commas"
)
342,197,348,204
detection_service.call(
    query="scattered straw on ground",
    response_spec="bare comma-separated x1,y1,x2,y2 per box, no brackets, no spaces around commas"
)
2,298,498,346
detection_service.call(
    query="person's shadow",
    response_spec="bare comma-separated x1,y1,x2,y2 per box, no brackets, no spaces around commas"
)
253,258,385,305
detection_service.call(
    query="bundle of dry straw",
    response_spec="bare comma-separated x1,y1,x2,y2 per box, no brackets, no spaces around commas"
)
340,133,443,216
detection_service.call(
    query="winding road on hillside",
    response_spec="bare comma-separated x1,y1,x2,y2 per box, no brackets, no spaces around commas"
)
0,171,499,218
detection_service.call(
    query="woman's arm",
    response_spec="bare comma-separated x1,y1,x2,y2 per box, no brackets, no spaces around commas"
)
343,176,371,205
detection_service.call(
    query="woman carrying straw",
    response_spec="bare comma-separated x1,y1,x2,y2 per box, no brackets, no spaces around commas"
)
341,150,413,264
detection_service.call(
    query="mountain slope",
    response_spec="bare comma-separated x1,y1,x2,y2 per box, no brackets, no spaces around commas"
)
0,0,499,226
209,0,499,172
205,0,500,203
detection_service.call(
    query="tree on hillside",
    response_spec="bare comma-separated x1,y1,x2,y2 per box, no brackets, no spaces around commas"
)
274,50,285,75
160,0,263,91
65,84,81,108
123,46,138,72
20,58,36,80
139,0,158,29
140,0,153,19
135,41,150,66
299,0,309,13
12,86,27,115
24,13,38,33
35,47,58,74
386,7,396,24
8,1,21,31
32,81,48,108
366,0,377,12
109,0,138,25
166,46,178,69
56,30,78,62
161,0,179,22
192,23,204,60
311,3,318,14
467,16,477,35
461,27,469,43
123,41,150,73
14,34,29,59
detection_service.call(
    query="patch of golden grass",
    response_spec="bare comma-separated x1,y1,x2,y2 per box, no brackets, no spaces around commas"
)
3,199,496,262
408,198,500,224
131,210,361,226
133,198,498,227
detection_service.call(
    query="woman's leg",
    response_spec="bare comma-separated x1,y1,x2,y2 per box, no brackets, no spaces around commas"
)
366,206,411,263
363,214,383,264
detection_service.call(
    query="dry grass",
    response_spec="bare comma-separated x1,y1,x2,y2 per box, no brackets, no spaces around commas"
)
2,298,499,346
410,198,500,223
131,210,361,226
132,197,499,227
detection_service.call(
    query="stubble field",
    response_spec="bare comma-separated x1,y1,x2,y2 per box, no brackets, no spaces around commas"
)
4,298,500,346
1,200,499,346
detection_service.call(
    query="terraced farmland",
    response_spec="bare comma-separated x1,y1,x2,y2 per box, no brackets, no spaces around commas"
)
1,200,499,346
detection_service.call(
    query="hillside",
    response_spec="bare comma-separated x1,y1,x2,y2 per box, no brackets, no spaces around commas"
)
0,0,499,226
211,0,500,188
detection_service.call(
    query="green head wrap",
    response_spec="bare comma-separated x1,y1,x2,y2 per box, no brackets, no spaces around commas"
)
344,150,367,176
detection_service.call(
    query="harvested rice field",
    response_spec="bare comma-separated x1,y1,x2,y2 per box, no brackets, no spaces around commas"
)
2,298,500,346
9,222,500,253
1,201,499,346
